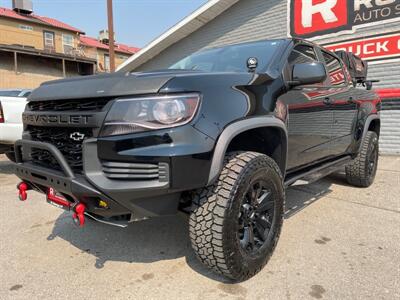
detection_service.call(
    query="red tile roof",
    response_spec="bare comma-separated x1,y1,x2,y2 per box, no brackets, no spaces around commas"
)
79,35,139,55
0,6,29,21
0,7,84,33
117,43,140,54
33,15,83,33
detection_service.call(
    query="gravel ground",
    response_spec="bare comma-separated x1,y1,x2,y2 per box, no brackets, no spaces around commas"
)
0,154,399,300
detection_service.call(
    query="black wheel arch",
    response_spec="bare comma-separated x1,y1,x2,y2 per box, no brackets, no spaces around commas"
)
362,114,380,142
367,117,380,137
207,117,288,185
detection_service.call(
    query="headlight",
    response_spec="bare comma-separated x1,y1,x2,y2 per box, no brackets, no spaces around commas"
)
100,94,200,136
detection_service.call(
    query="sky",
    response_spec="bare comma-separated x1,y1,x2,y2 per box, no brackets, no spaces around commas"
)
0,0,208,48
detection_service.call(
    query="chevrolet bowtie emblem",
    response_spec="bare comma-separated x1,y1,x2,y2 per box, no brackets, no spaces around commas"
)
70,132,85,141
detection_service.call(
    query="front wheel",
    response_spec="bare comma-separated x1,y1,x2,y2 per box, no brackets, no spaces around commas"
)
189,152,285,281
345,131,379,187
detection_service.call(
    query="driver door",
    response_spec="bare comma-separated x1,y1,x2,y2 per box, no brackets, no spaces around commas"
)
278,44,333,171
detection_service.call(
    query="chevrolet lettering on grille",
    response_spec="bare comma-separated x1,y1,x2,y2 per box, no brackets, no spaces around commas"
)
22,114,94,125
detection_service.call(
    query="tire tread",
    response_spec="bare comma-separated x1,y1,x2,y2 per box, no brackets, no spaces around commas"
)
189,151,284,281
345,131,378,187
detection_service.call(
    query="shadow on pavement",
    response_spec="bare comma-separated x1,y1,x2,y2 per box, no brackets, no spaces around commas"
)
0,158,14,175
45,174,339,282
0,152,337,282
285,178,334,219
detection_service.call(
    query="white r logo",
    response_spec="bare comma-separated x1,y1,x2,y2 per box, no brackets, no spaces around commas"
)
301,0,339,28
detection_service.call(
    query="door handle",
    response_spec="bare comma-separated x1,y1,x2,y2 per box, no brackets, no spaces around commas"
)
323,97,333,105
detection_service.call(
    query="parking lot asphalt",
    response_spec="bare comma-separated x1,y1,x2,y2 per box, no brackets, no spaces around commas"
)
0,154,399,300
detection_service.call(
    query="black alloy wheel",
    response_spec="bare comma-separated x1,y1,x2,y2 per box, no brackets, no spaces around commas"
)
239,180,275,254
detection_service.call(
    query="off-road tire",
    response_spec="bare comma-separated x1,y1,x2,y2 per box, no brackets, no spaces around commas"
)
345,131,379,187
189,151,285,281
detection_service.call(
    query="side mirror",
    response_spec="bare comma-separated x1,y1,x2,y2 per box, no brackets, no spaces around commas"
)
291,62,327,86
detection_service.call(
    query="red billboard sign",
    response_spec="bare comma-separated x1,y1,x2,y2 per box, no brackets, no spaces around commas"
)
289,0,400,38
324,33,400,62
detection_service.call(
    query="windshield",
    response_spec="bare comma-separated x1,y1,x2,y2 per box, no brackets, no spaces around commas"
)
0,90,21,97
169,40,282,73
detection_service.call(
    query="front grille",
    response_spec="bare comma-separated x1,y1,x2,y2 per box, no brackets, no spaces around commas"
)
26,98,111,174
28,99,110,112
29,126,93,174
101,161,169,181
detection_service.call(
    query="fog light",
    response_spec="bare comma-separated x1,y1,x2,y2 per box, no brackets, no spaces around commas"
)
98,200,108,208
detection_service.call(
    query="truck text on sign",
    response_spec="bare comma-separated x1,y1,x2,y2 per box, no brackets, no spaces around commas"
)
324,34,400,62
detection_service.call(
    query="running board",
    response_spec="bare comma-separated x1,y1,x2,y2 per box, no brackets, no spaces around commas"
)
284,156,352,187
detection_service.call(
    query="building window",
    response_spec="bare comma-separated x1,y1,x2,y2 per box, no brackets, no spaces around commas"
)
19,24,33,31
62,34,74,54
104,54,110,72
43,31,55,51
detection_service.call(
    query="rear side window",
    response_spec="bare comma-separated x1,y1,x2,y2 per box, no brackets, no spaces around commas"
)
322,52,346,86
288,45,318,67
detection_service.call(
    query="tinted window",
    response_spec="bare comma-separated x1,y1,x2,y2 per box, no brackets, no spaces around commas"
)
169,40,282,72
322,51,346,86
288,45,318,67
0,90,21,97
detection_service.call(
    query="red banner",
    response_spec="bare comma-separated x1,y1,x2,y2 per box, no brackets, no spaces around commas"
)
289,0,400,39
324,34,400,61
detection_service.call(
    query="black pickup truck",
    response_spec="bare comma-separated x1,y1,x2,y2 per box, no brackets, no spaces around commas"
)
13,38,380,281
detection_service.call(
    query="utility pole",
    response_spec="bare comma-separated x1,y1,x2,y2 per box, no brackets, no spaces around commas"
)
107,0,116,72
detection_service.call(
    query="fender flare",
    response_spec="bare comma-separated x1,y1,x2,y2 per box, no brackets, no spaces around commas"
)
207,116,288,185
362,114,380,142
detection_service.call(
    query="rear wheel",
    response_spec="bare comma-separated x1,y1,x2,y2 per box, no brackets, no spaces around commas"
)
189,152,284,281
345,131,379,187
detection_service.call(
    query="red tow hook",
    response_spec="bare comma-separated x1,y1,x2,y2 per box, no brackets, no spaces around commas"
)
17,182,29,201
72,203,86,227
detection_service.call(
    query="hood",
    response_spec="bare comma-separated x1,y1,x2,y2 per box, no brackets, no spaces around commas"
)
28,70,273,102
28,70,202,102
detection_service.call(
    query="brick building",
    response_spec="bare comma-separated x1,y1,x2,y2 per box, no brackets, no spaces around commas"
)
0,3,139,89
79,35,139,73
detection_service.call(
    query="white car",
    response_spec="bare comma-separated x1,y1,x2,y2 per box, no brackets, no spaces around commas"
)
0,89,31,161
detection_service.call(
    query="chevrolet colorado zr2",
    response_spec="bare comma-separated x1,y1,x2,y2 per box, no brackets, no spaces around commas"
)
13,38,381,281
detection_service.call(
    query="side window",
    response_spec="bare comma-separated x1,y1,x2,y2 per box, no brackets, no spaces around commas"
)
288,45,318,67
322,51,346,86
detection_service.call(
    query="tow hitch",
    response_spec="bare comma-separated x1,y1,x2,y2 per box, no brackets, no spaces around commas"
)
47,187,71,209
47,188,86,227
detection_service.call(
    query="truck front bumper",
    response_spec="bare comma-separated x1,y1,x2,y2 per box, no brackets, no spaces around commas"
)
13,126,214,222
